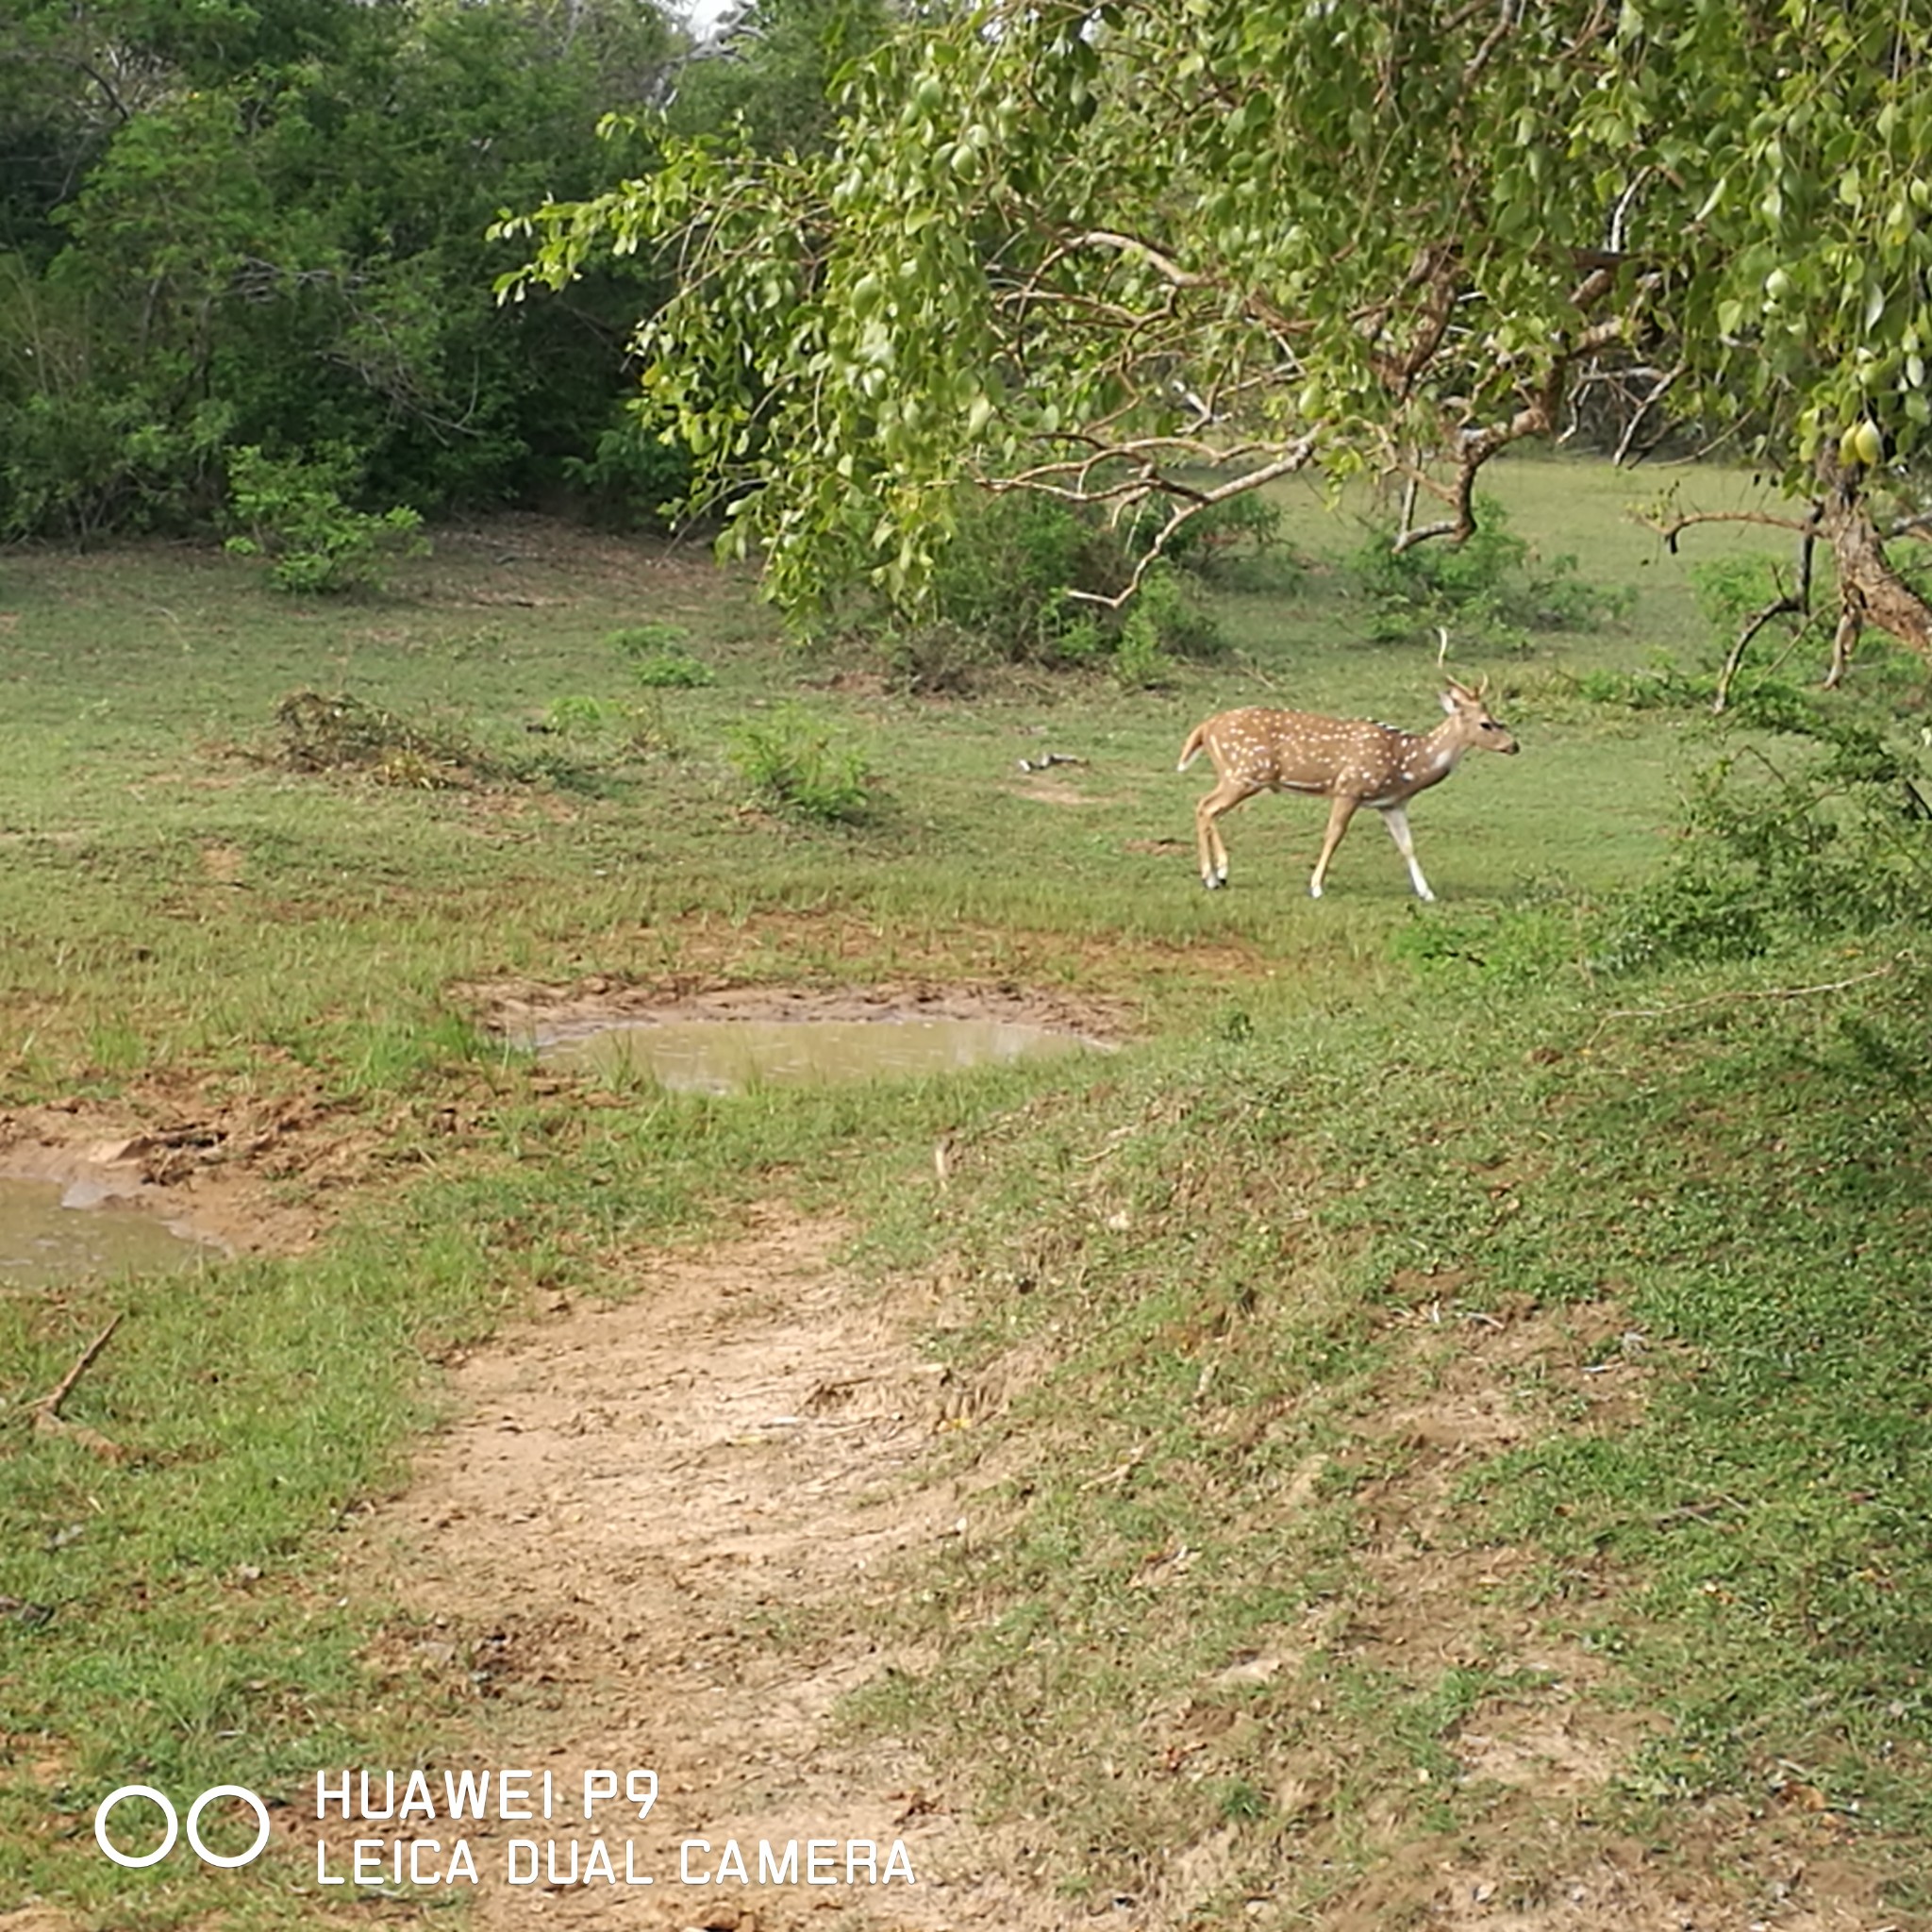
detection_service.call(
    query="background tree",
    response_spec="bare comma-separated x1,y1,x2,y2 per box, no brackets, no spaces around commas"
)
664,0,897,157
0,0,685,542
504,0,1932,667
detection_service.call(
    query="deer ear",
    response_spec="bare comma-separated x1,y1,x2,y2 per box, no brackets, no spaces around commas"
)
1439,686,1462,713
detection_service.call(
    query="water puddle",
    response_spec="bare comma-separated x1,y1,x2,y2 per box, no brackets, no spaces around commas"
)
534,1015,1096,1094
0,1176,218,1289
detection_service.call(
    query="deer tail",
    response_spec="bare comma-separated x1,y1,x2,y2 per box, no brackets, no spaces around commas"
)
1176,723,1208,772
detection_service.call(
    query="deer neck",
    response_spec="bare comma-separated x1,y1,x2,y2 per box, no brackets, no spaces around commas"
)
1406,719,1471,789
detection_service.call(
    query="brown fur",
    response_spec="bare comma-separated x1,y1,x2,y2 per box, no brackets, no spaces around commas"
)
1178,680,1519,900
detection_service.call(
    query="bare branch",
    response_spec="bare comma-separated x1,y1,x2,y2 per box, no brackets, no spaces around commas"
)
1587,958,1904,1043
34,1314,124,1420
1712,585,1805,713
1610,362,1682,465
1056,230,1209,291
1462,0,1523,83
1058,442,1319,608
1392,315,1629,552
1642,506,1813,552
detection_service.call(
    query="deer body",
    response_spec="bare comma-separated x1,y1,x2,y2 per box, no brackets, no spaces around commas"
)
1177,681,1519,900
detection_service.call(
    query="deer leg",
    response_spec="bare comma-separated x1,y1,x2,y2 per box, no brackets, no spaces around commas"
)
1308,793,1359,899
1378,804,1435,902
1195,781,1255,889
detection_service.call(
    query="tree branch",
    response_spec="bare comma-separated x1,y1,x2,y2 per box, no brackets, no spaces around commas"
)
1642,506,1814,552
1056,442,1318,608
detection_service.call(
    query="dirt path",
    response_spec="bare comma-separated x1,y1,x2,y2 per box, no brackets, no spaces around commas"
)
348,1208,1907,1932
360,1209,1058,1932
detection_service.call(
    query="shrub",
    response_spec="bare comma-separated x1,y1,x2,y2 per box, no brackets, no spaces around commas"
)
608,623,714,688
1347,494,1633,649
883,620,996,696
728,708,876,824
1598,709,1932,972
560,408,693,529
1123,490,1289,583
904,488,1228,681
924,491,1119,662
1111,568,1213,690
223,445,427,594
544,694,627,736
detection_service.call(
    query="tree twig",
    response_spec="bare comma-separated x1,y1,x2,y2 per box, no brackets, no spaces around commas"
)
34,1314,123,1421
1712,531,1814,714
1586,960,1903,1043
1644,505,1812,550
31,1315,127,1462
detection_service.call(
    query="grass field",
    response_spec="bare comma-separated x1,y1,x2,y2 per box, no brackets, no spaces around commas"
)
5,456,1932,1927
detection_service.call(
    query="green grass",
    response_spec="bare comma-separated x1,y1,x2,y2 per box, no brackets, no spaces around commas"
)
5,463,1930,1924
842,960,1932,1913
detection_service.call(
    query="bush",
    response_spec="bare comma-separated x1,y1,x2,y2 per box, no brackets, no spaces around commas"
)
1110,569,1215,690
883,620,996,696
1598,710,1932,972
924,491,1121,662
1347,494,1633,649
728,707,876,824
544,694,628,737
1123,490,1289,583
608,624,714,688
560,408,693,529
880,487,1230,689
223,445,427,594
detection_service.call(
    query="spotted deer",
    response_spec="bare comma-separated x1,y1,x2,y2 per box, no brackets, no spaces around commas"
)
1177,680,1519,901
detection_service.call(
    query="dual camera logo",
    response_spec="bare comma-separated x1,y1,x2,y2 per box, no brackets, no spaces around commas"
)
93,1785,272,1870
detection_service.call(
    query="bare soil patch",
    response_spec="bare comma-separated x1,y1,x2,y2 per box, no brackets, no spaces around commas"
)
0,1107,327,1257
1009,774,1120,808
462,974,1136,1051
353,1209,1061,1932
422,517,741,608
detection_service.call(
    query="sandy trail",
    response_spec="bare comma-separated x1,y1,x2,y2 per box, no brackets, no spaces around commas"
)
361,1210,1061,1932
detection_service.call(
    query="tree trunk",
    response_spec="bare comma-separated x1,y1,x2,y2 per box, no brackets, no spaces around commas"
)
1818,450,1932,686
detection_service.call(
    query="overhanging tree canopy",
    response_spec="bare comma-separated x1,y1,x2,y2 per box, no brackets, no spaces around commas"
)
503,0,1932,662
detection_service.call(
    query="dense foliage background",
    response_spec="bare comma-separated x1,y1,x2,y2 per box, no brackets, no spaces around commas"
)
0,0,891,545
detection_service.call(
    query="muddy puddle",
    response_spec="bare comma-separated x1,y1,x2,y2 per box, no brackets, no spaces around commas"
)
0,1176,218,1289
532,1014,1095,1094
